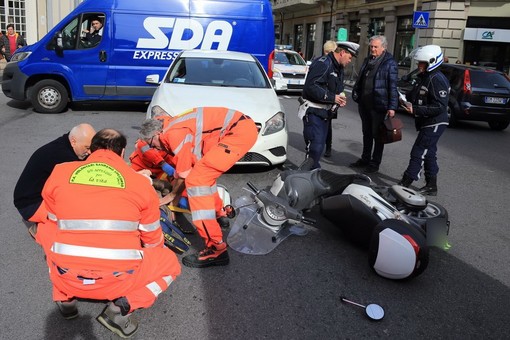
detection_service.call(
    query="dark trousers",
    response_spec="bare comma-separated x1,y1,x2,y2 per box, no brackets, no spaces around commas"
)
303,111,329,169
404,124,447,180
359,107,385,166
325,119,332,150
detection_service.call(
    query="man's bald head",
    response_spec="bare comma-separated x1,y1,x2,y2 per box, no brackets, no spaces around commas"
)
69,123,96,160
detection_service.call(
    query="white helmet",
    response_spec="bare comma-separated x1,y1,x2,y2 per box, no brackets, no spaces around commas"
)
414,45,444,71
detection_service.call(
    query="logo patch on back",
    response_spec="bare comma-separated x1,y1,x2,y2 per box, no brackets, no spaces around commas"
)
70,163,126,188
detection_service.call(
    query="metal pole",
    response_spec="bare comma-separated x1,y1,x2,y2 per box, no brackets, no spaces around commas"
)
413,0,419,49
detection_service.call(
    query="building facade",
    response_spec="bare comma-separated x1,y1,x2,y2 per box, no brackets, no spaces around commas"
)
2,0,509,76
1,0,81,44
272,0,510,76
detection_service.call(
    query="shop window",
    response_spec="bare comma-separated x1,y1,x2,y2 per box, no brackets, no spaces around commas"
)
395,16,415,67
305,23,316,60
349,20,360,44
368,17,385,38
294,24,303,53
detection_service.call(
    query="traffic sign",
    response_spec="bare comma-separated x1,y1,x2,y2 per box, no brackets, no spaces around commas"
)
337,28,347,42
413,11,429,28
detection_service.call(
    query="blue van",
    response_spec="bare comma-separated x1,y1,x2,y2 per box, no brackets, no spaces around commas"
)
2,0,274,113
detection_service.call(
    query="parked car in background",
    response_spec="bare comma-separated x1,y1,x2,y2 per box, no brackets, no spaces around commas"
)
146,50,287,166
271,45,307,93
397,63,510,130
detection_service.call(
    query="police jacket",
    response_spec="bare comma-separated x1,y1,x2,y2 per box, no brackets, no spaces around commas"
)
302,53,344,107
408,69,450,130
352,51,399,112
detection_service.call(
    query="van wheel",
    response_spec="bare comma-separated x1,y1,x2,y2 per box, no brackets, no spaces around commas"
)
488,121,509,131
30,80,69,113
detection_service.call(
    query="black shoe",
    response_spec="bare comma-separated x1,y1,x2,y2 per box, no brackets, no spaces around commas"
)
363,165,379,174
56,300,79,320
398,173,414,187
217,216,230,229
419,176,437,196
349,159,369,168
419,186,437,196
182,244,230,268
324,148,332,158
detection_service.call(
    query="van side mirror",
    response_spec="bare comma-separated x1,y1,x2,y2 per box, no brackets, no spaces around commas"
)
54,31,64,57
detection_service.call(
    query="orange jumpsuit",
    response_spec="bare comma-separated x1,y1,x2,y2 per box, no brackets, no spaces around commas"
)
38,149,181,312
159,107,258,247
129,139,175,179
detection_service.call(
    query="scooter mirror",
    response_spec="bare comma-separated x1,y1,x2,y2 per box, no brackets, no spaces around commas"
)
365,303,385,321
341,297,385,321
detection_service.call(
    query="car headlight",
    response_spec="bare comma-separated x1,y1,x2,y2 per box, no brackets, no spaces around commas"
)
261,111,285,136
10,51,31,62
272,70,283,79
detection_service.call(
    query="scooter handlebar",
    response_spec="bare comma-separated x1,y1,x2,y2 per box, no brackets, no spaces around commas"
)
301,216,316,225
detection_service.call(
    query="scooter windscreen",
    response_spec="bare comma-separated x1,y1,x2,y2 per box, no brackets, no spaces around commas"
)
227,195,309,255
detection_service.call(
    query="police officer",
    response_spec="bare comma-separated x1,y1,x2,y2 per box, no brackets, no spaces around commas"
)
298,41,359,169
398,45,450,196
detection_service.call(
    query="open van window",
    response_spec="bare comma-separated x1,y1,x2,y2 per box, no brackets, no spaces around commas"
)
46,13,105,51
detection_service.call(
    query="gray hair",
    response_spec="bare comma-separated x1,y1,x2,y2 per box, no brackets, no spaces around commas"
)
139,119,163,141
370,35,388,49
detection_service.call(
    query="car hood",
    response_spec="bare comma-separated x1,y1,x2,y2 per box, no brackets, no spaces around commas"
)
148,84,283,122
273,64,307,74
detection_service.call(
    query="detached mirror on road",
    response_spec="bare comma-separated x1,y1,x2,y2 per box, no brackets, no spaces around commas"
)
341,297,385,321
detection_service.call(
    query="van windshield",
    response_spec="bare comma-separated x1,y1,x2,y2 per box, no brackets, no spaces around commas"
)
166,57,270,88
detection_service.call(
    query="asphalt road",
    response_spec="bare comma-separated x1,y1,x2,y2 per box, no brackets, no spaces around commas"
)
0,91,509,340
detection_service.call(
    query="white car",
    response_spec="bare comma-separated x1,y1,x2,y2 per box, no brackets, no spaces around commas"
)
146,50,287,166
271,49,308,92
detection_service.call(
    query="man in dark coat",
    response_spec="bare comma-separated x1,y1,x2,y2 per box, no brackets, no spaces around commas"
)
13,124,96,227
351,35,398,173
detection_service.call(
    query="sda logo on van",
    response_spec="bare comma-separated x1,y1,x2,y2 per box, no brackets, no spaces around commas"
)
136,17,234,52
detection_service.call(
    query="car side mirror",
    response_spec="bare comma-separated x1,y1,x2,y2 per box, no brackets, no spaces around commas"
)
146,74,160,84
54,31,64,57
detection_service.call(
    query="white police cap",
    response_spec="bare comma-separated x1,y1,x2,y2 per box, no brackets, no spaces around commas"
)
336,41,360,57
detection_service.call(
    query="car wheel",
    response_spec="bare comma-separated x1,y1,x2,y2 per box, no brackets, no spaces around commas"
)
29,79,69,113
488,121,509,131
447,104,457,128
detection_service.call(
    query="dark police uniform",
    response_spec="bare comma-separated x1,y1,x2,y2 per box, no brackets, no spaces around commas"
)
300,52,344,169
403,68,449,181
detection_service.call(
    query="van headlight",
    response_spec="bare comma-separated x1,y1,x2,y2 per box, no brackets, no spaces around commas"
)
262,111,285,136
10,51,31,62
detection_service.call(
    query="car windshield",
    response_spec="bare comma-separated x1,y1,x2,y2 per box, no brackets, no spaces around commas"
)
164,57,270,88
274,51,306,66
470,70,510,89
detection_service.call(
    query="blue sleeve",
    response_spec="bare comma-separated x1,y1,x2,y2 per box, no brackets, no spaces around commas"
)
161,162,175,176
